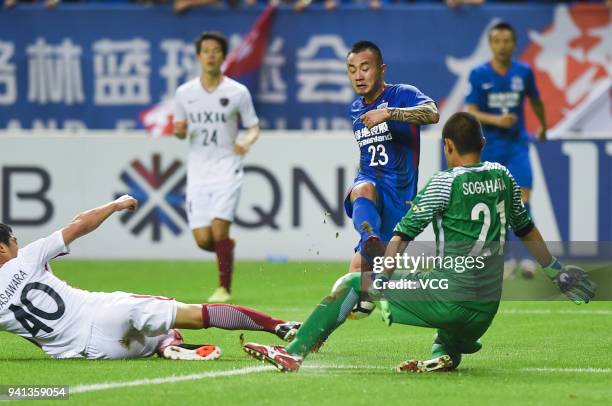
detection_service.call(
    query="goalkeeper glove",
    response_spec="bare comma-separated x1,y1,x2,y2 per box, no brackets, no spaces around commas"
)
367,272,389,300
542,258,596,304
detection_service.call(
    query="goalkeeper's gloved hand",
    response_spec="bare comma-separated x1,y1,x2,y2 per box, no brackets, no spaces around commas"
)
367,271,389,300
542,258,596,305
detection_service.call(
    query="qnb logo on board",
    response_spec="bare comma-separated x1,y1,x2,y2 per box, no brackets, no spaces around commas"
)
116,154,187,242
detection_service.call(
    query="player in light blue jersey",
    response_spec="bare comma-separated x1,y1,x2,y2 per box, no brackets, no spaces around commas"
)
344,41,439,274
465,22,547,278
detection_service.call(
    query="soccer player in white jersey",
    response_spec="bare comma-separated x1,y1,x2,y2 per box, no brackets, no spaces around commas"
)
173,31,261,303
0,195,298,360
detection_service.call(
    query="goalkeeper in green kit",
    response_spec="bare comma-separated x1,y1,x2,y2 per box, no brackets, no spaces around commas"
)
243,112,596,373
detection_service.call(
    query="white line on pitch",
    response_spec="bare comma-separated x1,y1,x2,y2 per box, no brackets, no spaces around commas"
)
69,362,612,395
499,309,612,315
70,365,272,394
70,363,389,395
521,367,612,374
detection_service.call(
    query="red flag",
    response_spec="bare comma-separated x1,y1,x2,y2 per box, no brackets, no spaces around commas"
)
140,5,276,136
223,4,276,81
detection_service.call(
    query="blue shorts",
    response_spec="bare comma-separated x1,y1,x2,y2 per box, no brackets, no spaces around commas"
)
344,174,413,250
482,139,533,189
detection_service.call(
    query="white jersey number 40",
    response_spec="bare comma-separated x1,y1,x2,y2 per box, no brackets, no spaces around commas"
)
9,282,65,337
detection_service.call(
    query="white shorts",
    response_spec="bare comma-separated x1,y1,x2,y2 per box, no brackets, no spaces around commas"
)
83,292,178,360
187,180,242,229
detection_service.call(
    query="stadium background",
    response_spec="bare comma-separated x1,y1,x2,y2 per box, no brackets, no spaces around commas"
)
0,3,609,260
0,3,611,403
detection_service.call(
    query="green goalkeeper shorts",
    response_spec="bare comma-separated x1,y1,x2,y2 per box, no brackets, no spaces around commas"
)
376,270,496,353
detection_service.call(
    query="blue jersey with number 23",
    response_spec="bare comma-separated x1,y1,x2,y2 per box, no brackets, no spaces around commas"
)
346,83,434,241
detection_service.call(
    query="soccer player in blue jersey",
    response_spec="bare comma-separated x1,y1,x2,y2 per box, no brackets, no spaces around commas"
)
344,41,439,275
465,22,547,279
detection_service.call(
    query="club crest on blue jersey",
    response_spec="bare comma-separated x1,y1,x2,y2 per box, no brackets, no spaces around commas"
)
511,76,524,92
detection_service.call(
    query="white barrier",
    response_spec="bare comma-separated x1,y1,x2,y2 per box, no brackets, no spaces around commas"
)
0,131,439,260
1,131,608,260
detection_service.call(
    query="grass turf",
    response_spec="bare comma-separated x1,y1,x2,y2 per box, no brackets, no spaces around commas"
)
1,260,611,405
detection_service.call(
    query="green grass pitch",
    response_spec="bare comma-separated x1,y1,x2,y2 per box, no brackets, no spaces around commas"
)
1,260,611,405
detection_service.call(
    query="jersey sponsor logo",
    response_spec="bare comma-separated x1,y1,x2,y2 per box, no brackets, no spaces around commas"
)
0,270,28,311
462,178,507,195
487,92,520,111
116,153,187,241
188,111,227,125
358,133,392,148
355,122,393,145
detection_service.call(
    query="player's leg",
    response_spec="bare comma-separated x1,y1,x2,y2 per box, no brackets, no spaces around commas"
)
347,186,409,317
173,302,299,340
207,181,241,302
126,296,223,361
428,312,490,369
347,182,385,262
381,271,492,372
192,227,214,252
208,218,234,302
83,292,183,360
394,309,491,372
187,183,214,251
187,184,229,302
243,272,362,371
348,251,363,273
506,142,536,278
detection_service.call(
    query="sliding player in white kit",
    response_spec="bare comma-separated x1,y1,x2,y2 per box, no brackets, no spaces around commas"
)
0,195,299,360
174,31,260,303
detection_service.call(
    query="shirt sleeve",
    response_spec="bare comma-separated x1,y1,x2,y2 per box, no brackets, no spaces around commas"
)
465,69,484,106
238,87,259,128
524,66,540,100
506,170,534,236
18,230,70,267
173,90,187,122
408,85,434,107
394,172,454,240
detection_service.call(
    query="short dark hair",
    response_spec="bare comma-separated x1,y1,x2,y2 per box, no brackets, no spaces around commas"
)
442,112,484,155
347,40,384,65
0,223,13,246
194,31,228,57
489,22,516,42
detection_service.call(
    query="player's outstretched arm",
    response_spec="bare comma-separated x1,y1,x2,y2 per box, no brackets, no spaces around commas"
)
359,102,440,128
519,226,596,304
61,195,138,246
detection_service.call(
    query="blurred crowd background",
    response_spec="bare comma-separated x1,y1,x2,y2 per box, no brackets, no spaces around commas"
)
5,0,611,12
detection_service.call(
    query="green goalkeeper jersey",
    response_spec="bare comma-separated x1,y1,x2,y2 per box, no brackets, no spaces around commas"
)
393,161,534,313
